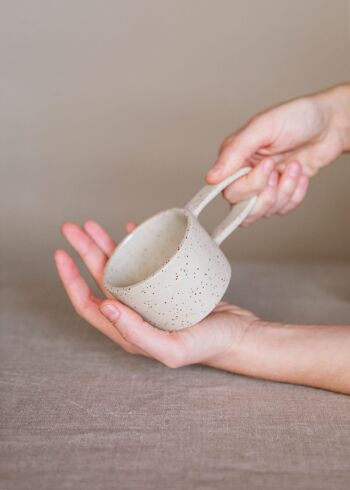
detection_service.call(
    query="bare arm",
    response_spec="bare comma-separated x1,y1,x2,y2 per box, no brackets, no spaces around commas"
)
54,221,350,395
208,321,350,394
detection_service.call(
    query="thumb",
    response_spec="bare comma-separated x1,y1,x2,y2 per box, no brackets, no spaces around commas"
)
206,116,269,184
100,299,186,368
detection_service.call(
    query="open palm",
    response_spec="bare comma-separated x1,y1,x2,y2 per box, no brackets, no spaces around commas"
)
54,220,259,369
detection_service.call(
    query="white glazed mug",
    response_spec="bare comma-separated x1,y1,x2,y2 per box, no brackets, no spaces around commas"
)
104,167,257,331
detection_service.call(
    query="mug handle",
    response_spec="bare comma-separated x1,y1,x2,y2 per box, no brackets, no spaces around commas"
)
184,167,258,245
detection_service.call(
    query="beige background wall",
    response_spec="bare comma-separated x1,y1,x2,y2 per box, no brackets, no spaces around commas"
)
1,0,350,279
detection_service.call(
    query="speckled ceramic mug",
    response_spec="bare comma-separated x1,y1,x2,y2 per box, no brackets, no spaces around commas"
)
104,167,257,331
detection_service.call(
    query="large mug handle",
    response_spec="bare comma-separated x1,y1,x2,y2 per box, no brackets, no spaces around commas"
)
184,167,258,245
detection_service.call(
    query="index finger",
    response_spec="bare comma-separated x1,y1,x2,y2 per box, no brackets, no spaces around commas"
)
206,116,269,184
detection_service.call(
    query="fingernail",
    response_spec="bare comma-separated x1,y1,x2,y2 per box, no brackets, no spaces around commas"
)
289,162,300,178
101,304,120,322
263,159,274,175
268,171,278,187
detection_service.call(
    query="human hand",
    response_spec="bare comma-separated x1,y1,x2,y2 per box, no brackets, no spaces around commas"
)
54,220,260,368
206,84,350,225
54,220,350,393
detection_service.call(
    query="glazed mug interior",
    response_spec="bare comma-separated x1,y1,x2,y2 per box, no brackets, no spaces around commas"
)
104,209,188,288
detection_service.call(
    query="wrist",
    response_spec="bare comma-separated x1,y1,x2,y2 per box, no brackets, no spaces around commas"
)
207,319,285,376
206,319,316,385
207,318,350,394
203,318,277,373
317,83,350,153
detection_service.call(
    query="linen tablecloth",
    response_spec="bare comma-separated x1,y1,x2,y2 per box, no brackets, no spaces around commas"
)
1,262,350,490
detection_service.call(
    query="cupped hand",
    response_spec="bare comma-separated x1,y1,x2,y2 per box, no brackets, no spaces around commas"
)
206,86,347,225
54,220,260,368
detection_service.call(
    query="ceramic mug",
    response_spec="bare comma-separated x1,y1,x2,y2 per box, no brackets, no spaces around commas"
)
104,167,257,331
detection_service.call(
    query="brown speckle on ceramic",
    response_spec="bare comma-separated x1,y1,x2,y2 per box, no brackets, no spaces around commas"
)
104,207,231,330
104,167,257,331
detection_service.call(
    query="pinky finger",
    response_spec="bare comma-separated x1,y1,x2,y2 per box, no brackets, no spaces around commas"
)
279,176,309,215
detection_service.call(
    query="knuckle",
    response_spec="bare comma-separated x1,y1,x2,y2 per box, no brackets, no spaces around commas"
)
285,188,295,199
224,140,237,155
220,146,233,162
251,174,265,192
120,328,136,345
283,182,296,197
261,194,276,209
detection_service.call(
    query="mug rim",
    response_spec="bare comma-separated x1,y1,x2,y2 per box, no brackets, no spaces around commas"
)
104,207,194,291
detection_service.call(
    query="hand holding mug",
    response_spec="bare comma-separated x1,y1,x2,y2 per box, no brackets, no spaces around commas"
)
54,219,260,368
207,84,350,225
103,167,257,330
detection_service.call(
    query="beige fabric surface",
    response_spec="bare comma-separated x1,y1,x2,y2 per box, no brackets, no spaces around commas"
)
1,262,350,490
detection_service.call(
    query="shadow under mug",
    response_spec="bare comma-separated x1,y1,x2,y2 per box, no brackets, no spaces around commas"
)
104,167,257,331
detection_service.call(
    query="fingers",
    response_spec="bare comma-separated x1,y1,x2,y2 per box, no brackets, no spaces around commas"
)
83,220,116,257
83,221,137,257
100,300,186,368
241,161,308,225
218,132,236,154
265,161,301,217
241,170,278,226
55,249,99,315
54,250,144,355
222,157,274,203
278,175,309,215
61,223,107,289
206,115,268,184
125,222,137,234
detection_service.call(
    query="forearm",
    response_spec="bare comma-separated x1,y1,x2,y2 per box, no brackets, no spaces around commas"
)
210,322,350,394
